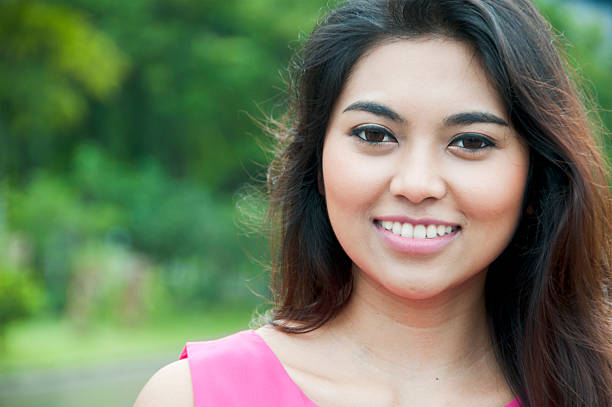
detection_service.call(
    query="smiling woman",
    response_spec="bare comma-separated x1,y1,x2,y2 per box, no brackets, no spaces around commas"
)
322,39,529,302
134,1,612,406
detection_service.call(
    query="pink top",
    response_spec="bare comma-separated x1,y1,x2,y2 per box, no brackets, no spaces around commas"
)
180,329,521,407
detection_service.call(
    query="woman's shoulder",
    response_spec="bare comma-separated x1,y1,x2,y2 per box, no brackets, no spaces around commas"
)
133,359,193,407
134,329,284,407
180,329,262,363
133,330,258,407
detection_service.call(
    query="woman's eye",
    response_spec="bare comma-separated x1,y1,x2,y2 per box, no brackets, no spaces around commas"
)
351,126,396,144
450,133,495,151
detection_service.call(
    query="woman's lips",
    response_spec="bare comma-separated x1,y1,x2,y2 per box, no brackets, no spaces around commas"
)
374,219,460,255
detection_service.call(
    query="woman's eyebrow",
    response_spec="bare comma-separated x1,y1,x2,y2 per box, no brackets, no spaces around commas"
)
342,101,405,123
342,102,508,128
443,112,508,127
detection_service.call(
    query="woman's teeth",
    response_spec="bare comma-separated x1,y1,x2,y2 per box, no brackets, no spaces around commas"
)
379,220,457,239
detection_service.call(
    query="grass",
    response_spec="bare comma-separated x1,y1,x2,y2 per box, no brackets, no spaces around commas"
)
0,303,260,373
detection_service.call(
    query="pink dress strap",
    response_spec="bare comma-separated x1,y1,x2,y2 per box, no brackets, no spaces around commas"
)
180,329,520,407
180,329,317,407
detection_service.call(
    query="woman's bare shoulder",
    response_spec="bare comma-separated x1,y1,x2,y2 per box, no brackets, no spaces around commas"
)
133,359,193,407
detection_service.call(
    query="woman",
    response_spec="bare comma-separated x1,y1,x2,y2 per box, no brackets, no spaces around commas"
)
135,0,612,406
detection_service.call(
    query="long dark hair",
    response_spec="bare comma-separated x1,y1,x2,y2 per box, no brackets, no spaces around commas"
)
265,1,612,405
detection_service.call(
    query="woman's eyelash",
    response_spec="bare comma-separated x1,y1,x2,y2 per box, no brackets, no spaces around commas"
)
350,125,397,144
449,133,496,151
349,128,495,153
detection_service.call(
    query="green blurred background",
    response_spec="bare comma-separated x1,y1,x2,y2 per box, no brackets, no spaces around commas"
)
0,0,610,405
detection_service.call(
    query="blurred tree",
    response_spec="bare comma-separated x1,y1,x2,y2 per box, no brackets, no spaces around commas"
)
0,0,128,181
0,262,40,344
2,0,328,189
536,0,612,151
6,167,122,311
0,195,40,344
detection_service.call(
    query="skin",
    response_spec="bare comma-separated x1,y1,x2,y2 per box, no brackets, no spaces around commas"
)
322,38,529,304
135,38,529,407
133,359,193,406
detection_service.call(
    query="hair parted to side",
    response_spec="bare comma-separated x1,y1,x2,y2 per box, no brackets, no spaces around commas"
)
264,0,612,405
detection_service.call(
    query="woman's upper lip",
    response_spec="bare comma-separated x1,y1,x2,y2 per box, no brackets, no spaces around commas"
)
375,216,459,227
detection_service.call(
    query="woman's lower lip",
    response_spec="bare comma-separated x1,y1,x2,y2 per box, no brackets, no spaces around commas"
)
374,222,459,255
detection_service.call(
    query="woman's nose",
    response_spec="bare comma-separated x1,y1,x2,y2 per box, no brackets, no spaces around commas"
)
388,147,447,204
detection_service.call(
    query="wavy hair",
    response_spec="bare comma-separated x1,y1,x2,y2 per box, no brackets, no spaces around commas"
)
265,1,612,405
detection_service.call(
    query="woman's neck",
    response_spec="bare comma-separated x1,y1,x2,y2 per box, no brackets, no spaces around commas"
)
321,266,495,379
258,265,513,406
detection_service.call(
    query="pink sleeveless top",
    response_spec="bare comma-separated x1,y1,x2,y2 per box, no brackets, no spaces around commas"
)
180,330,521,407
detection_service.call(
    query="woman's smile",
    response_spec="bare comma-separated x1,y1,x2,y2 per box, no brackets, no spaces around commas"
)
322,38,530,300
373,218,461,255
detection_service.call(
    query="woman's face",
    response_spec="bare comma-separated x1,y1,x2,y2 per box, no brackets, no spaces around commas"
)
322,39,529,301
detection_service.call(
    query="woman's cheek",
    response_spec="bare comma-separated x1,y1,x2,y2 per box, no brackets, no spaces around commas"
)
449,156,528,229
323,142,389,212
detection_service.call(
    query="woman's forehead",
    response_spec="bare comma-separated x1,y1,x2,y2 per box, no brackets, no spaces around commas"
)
333,38,508,125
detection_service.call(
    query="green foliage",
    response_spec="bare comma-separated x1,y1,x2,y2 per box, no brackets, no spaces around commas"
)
0,0,327,187
536,0,612,148
5,145,258,320
70,145,237,261
0,262,40,339
6,163,122,312
0,1,129,176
